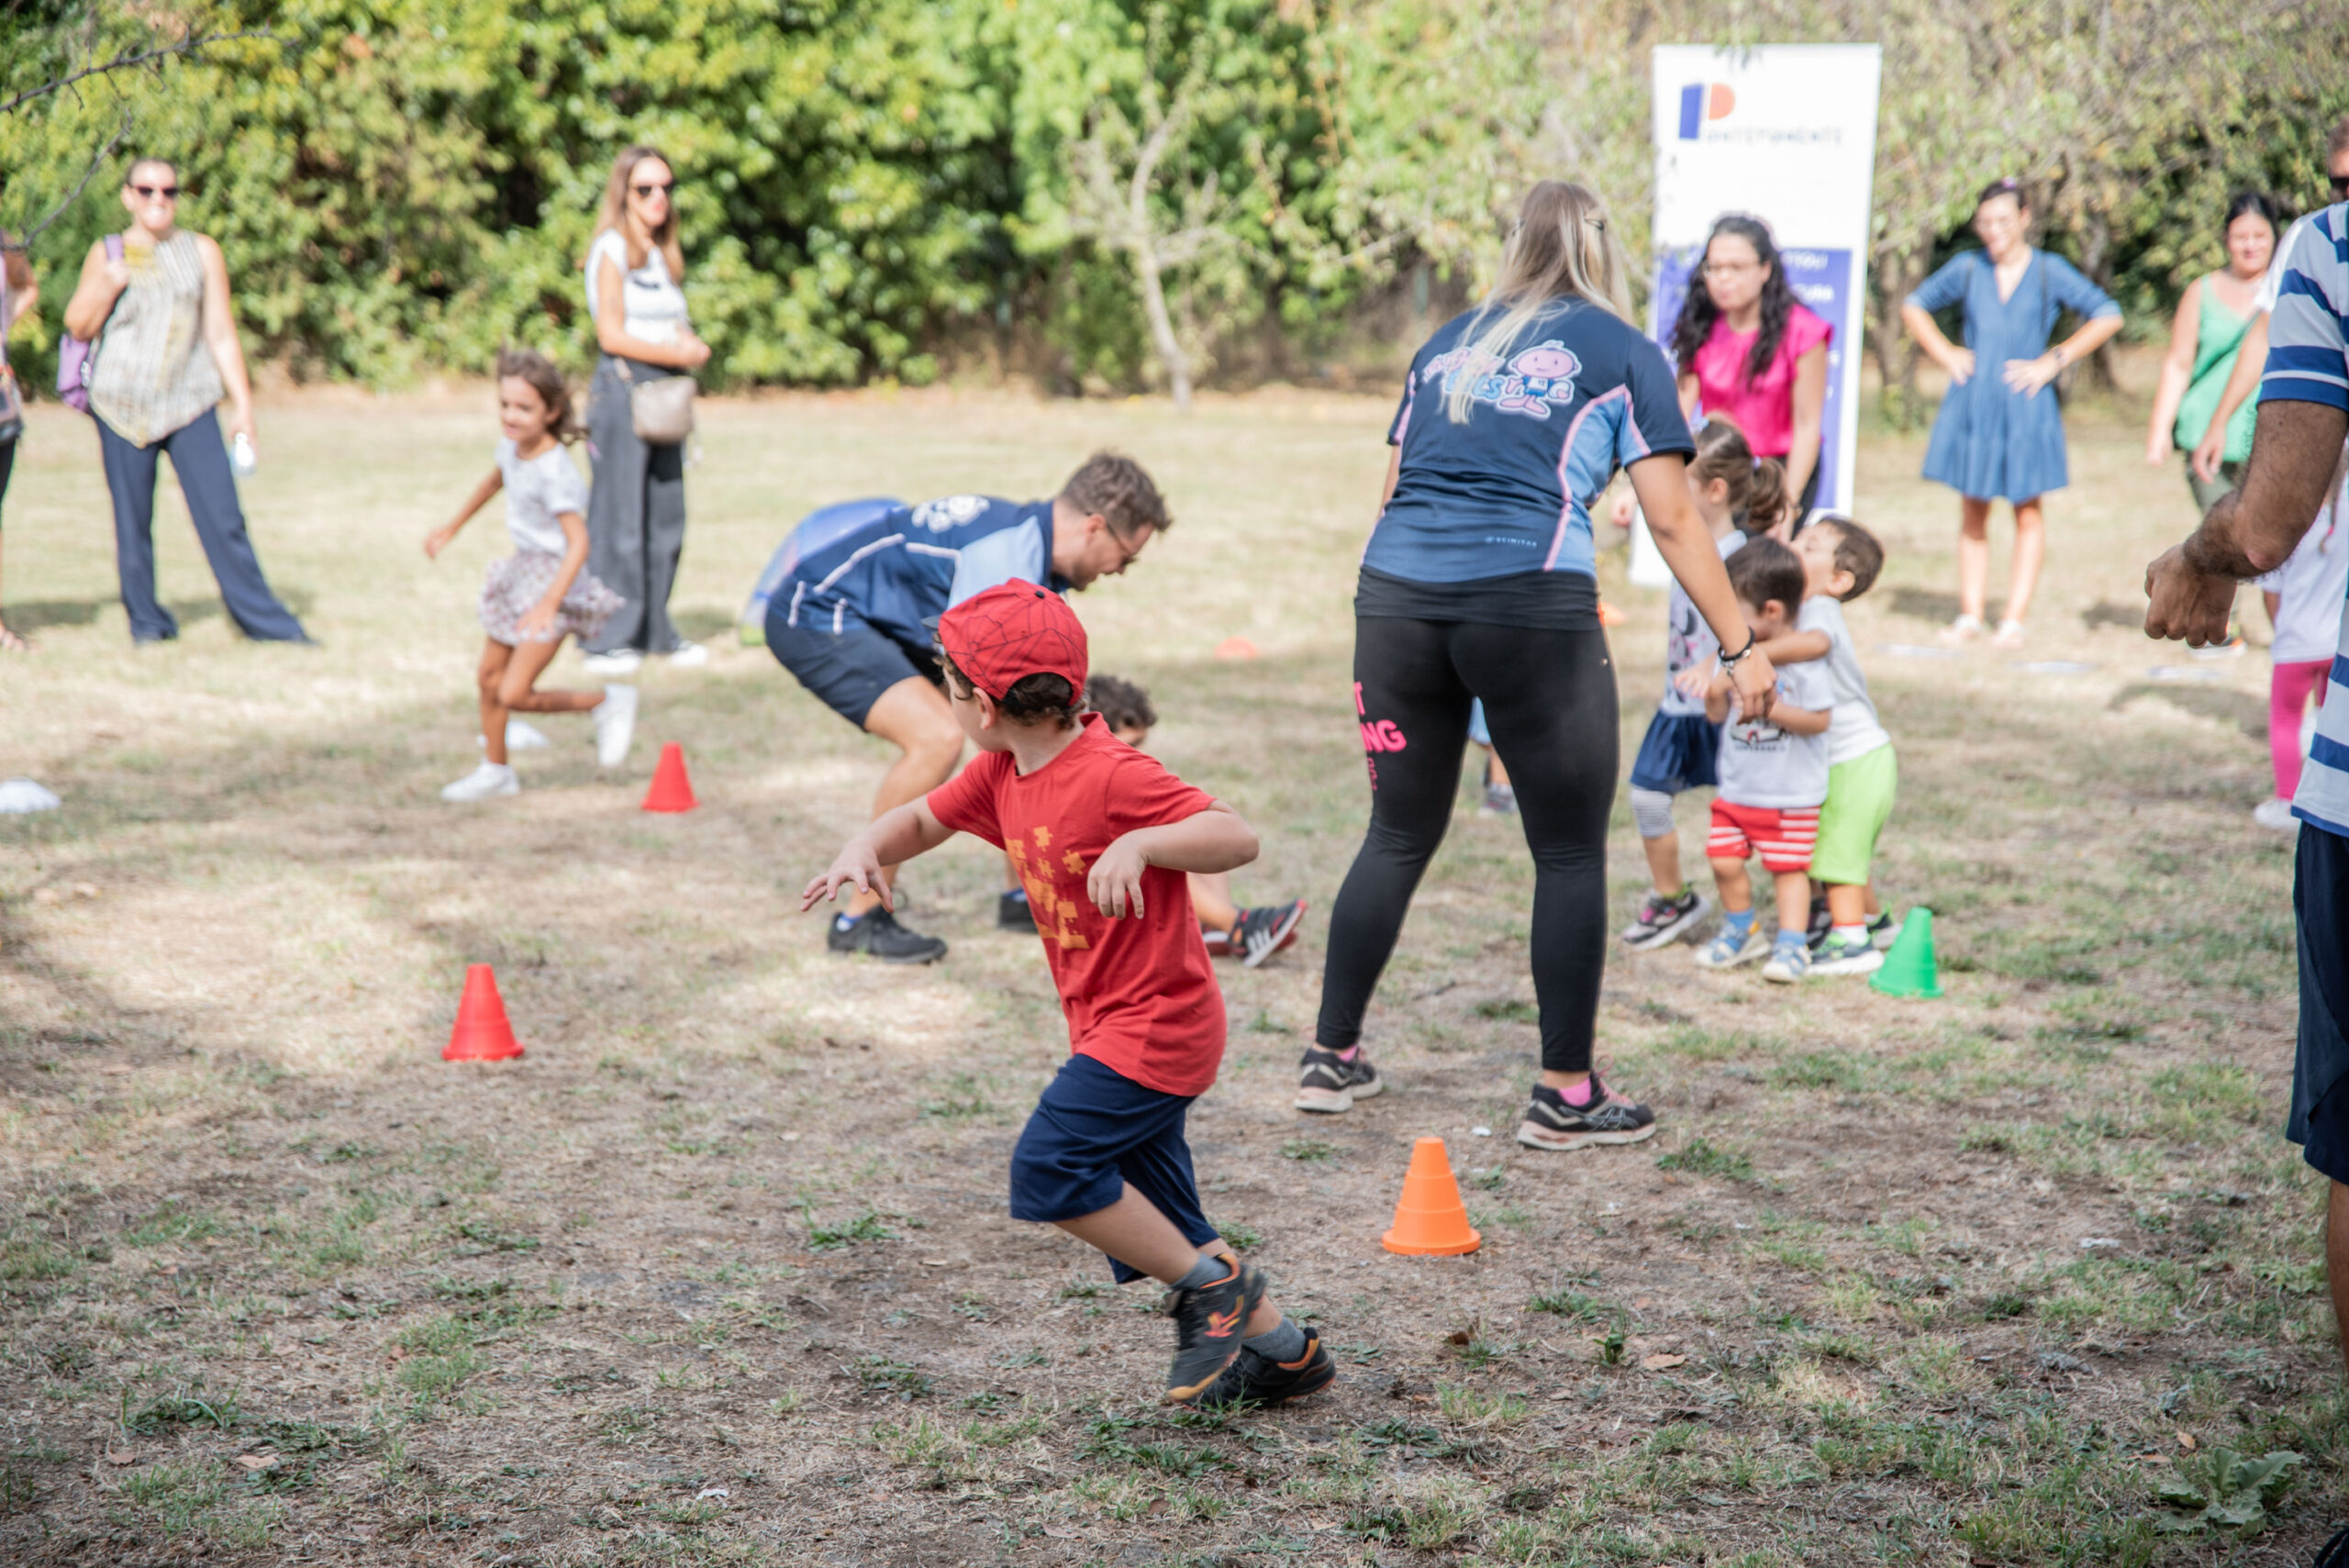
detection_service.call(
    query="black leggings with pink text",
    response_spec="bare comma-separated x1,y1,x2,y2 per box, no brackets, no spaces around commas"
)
1315,617,1619,1074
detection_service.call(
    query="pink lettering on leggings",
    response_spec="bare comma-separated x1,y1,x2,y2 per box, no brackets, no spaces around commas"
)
1359,719,1407,752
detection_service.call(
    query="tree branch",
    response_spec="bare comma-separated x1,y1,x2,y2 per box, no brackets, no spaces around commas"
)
2,117,130,251
0,29,276,118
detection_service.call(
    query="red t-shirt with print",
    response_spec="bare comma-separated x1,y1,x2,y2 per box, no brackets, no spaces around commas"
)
926,714,1226,1096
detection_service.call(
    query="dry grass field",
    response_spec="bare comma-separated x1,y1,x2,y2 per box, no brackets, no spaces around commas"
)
0,376,2331,1566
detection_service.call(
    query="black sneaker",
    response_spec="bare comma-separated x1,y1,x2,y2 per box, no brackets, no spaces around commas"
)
827,907,948,964
1866,911,1902,951
1163,1254,1264,1404
1234,901,1307,969
1189,1326,1336,1410
1516,1073,1656,1151
1804,895,1833,952
1620,888,1709,951
997,890,1036,932
1295,1045,1383,1113
2312,1523,2349,1567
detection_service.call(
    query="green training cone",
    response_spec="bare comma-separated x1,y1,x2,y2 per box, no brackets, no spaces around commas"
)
1869,907,1943,999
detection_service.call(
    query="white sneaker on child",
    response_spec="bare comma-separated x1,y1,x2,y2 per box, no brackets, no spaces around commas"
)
593,685,640,768
2254,797,2300,832
441,762,519,803
580,649,643,678
664,639,711,668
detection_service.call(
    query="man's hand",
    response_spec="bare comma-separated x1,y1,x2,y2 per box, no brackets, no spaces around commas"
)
1086,833,1150,918
1728,650,1778,722
802,840,887,912
2143,544,2239,646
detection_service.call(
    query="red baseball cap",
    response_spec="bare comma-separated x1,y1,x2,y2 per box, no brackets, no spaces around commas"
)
935,581,1089,701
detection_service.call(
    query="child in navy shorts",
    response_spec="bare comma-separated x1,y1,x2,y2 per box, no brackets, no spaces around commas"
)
1620,421,1792,950
803,582,1334,1409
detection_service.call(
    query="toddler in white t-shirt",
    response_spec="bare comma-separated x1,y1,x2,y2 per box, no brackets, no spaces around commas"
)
2254,444,2349,829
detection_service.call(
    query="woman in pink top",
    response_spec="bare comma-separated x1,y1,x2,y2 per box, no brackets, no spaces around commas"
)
1667,215,1831,521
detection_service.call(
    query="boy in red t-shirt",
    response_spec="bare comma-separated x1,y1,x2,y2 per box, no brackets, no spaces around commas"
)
802,582,1334,1409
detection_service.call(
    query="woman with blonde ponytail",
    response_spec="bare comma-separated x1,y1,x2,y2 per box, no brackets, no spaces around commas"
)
1298,181,1777,1153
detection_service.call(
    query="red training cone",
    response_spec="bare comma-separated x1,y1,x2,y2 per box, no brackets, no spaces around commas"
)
443,963,522,1062
641,741,697,813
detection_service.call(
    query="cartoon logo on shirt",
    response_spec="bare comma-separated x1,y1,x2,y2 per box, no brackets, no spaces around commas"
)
911,495,989,532
1007,836,1092,951
1422,340,1582,420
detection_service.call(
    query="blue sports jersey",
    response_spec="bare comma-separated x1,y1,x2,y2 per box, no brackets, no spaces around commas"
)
1367,300,1694,584
775,495,1064,649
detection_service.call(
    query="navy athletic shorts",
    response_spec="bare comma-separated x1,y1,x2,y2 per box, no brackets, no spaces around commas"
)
1629,710,1722,794
1008,1052,1219,1283
2291,824,2349,1186
764,598,941,729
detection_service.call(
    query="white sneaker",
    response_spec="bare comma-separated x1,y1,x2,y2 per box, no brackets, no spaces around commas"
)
440,762,519,803
664,639,710,668
479,719,551,751
594,685,640,768
2253,797,2300,832
580,649,643,677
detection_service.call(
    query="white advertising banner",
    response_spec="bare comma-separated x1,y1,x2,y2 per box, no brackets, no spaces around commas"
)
1648,43,1882,518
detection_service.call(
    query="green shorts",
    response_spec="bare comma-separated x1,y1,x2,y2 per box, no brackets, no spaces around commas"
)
1811,743,1896,886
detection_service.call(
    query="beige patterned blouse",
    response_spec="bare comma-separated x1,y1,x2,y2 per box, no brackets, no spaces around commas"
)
88,231,224,447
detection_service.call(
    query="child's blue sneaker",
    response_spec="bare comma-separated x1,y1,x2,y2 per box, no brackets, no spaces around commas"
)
1812,932,1884,977
1762,936,1812,984
1694,923,1769,970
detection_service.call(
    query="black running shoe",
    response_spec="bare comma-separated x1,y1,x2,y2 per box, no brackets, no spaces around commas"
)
1163,1254,1264,1404
1620,887,1709,951
1804,895,1833,953
1234,901,1307,969
826,907,948,964
1516,1073,1656,1151
997,889,1036,932
1295,1044,1383,1113
2312,1524,2349,1567
1189,1326,1337,1410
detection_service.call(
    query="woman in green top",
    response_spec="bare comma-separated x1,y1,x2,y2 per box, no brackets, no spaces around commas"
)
2146,192,2283,510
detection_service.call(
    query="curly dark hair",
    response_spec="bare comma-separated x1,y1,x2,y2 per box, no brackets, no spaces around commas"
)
1725,536,1804,616
1667,214,1797,389
1060,450,1171,541
1085,674,1157,733
939,651,1082,729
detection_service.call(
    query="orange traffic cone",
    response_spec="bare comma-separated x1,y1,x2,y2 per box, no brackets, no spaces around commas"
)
1381,1136,1482,1256
641,741,697,813
443,963,522,1062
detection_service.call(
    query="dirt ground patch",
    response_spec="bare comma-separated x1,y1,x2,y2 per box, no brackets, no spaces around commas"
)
0,386,2335,1565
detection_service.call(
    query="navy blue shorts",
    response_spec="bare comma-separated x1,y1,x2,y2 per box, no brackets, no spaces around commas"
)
1629,710,1721,794
765,598,940,729
2291,825,2349,1185
1009,1053,1219,1283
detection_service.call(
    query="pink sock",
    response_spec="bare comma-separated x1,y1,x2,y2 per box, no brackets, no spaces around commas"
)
1562,1077,1597,1106
1335,1047,1359,1062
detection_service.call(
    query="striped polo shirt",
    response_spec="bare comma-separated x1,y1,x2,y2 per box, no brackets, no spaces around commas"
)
2266,205,2349,838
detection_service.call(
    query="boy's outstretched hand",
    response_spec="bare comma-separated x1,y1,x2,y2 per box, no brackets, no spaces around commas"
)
1087,834,1151,919
802,841,889,913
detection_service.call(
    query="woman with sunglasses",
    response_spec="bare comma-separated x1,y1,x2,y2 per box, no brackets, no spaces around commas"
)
578,145,712,677
61,157,309,645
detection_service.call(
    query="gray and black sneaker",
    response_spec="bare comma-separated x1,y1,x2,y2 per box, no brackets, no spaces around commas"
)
827,907,948,964
1163,1253,1265,1404
1296,1045,1383,1113
1516,1073,1656,1151
1804,895,1834,952
1188,1326,1337,1410
1620,887,1710,951
1866,911,1902,951
997,889,1037,932
1234,901,1307,969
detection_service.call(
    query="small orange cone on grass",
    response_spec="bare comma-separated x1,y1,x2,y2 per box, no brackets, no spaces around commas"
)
443,963,522,1062
1382,1136,1481,1255
641,741,697,813
1215,636,1259,661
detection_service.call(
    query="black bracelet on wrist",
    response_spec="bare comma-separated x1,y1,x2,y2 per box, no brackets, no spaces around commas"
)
1720,631,1757,669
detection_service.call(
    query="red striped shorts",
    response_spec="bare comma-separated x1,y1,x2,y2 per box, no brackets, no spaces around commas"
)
1708,799,1820,874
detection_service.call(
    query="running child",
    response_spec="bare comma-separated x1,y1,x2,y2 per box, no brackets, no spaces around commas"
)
2254,443,2349,830
1620,420,1792,949
802,584,1334,1408
427,349,639,802
1776,515,1899,973
1086,673,1309,967
1695,539,1832,982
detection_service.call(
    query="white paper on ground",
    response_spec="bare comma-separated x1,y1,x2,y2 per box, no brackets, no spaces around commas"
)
0,778,61,814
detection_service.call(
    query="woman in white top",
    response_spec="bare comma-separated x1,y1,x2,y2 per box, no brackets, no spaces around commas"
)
579,145,711,676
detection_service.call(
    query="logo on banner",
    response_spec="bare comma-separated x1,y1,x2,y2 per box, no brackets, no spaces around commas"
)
1676,83,1736,139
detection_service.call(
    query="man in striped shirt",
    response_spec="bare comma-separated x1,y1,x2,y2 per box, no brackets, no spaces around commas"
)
2146,206,2349,1436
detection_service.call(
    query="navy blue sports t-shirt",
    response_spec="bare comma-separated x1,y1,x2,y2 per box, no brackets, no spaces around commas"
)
1366,299,1693,590
775,495,1064,651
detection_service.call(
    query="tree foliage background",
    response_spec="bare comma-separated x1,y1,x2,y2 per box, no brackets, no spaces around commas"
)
5,0,2345,409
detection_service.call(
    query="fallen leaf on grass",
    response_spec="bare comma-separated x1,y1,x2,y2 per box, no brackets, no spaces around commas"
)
1642,1353,1688,1371
234,1453,279,1473
2178,1432,2198,1451
104,1450,136,1466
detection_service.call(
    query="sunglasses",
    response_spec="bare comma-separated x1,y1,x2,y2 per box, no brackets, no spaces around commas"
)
2331,172,2349,198
630,180,674,197
130,183,180,199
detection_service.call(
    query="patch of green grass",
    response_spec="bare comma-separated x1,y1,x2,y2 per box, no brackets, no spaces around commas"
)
121,1203,223,1248
0,1234,73,1283
118,1459,225,1534
1771,1051,1868,1093
1280,1139,1337,1163
1215,1219,1262,1251
1474,997,1538,1024
121,1387,240,1435
917,1073,991,1120
1656,1137,1755,1183
854,1356,932,1400
1660,1025,1779,1062
449,1219,539,1253
804,1209,896,1250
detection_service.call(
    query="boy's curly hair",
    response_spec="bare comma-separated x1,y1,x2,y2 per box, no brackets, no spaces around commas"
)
1808,516,1884,602
1726,536,1804,615
939,651,1083,729
1060,450,1171,541
1085,674,1156,733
